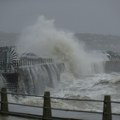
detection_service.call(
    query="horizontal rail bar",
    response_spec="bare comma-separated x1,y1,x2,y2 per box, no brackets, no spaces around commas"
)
44,106,103,114
112,113,120,116
0,111,42,119
111,101,120,104
0,111,83,120
1,101,43,109
40,117,83,120
51,107,120,116
50,96,104,102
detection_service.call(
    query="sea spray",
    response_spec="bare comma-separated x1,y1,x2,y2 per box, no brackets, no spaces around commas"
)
17,16,107,77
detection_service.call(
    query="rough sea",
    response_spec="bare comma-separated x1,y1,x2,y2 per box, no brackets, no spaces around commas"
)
0,16,120,120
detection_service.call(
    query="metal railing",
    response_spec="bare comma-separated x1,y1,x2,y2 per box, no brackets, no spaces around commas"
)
1,88,120,120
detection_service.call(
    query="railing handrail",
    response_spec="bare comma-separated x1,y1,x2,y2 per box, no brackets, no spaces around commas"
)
1,88,119,120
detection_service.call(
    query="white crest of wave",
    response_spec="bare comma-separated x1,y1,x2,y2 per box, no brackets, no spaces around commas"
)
17,16,107,77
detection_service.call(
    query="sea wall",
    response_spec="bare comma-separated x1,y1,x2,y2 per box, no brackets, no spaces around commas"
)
105,61,120,73
17,63,65,95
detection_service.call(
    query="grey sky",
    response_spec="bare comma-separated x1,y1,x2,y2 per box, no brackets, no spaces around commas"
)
0,0,120,35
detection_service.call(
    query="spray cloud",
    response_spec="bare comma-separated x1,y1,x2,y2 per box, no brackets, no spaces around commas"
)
17,16,107,77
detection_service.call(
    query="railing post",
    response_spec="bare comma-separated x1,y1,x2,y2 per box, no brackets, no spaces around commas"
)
43,91,52,120
1,88,8,112
103,95,112,120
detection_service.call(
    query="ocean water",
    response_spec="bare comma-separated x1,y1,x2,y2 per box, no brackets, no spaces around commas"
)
11,71,120,112
1,16,120,119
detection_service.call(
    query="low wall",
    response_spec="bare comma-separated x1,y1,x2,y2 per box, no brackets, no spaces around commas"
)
105,61,120,73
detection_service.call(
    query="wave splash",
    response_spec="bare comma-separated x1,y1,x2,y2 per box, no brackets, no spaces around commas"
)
17,16,107,77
